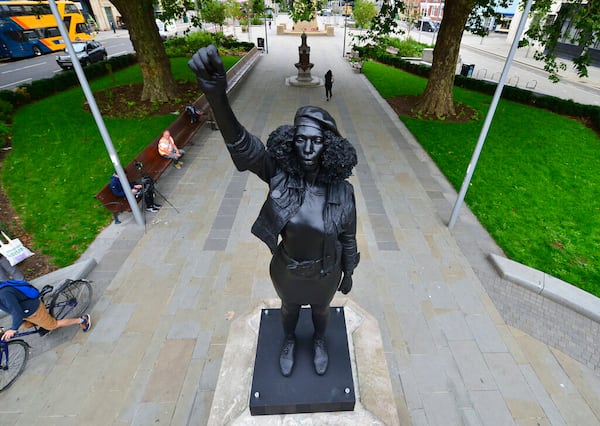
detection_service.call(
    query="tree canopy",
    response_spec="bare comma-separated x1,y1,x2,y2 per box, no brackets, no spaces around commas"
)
353,0,378,29
290,0,316,22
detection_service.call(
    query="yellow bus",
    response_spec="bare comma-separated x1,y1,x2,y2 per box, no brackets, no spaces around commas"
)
0,1,92,58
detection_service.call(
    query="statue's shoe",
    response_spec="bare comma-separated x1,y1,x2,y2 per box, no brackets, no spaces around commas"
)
279,337,296,377
313,338,328,375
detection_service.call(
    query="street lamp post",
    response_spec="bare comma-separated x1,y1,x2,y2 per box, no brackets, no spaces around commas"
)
263,17,269,53
342,4,348,57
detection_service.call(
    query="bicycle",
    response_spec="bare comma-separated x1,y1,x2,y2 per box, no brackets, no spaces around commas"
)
0,278,92,392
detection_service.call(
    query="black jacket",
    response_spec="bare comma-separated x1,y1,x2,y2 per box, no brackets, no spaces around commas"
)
226,128,360,276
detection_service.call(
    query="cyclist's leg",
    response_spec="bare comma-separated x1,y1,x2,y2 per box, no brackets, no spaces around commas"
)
0,340,29,392
23,301,58,330
26,301,85,331
49,279,92,320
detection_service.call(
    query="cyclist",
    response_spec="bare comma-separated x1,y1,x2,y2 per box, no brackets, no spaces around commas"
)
0,283,91,340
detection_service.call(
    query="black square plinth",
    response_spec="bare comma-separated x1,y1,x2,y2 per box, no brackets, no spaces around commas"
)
249,306,355,416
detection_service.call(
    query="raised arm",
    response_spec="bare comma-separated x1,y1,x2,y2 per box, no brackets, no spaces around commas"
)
188,45,243,144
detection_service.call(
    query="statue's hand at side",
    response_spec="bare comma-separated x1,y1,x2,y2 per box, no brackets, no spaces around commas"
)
188,45,228,97
338,273,353,295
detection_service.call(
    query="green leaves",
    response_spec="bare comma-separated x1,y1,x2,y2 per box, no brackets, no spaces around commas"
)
290,0,316,23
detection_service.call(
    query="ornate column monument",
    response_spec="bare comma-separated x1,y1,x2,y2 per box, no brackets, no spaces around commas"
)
287,32,321,86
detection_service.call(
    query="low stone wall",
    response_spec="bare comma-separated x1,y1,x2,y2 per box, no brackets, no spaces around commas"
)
277,23,334,36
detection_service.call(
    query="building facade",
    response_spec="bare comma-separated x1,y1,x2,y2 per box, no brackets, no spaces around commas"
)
72,0,121,32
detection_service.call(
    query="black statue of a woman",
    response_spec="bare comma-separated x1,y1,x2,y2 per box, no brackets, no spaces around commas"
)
189,46,360,377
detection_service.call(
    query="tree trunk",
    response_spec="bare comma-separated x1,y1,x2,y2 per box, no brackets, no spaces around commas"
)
110,0,178,102
416,0,474,117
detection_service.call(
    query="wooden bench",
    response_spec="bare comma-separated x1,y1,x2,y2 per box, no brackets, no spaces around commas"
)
94,107,207,223
346,50,363,72
95,47,261,223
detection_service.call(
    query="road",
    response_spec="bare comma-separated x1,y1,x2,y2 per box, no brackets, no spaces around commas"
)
0,32,134,91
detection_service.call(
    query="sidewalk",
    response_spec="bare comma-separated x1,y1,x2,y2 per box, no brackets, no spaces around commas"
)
459,31,600,106
1,25,599,425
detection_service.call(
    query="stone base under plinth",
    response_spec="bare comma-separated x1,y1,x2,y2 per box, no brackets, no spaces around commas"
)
286,76,322,87
207,298,400,425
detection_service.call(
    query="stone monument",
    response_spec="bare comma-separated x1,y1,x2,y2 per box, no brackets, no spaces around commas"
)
286,32,321,86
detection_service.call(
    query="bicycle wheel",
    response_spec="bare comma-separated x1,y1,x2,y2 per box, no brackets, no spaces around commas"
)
49,279,93,320
0,340,29,392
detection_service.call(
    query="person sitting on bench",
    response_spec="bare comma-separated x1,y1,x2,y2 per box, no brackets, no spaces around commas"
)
158,130,185,169
109,172,161,213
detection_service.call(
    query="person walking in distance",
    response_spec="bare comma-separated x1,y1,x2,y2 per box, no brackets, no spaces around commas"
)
324,70,334,101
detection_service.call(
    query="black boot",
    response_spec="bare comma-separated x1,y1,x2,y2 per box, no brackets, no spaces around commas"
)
279,336,296,377
313,337,328,375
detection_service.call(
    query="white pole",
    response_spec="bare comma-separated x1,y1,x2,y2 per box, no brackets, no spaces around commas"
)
48,0,144,226
342,8,347,57
448,0,534,229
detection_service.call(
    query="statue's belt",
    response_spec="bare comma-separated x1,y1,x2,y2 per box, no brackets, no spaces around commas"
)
280,246,323,278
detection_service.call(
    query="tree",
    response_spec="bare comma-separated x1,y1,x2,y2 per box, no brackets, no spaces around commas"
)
357,0,402,48
110,0,179,102
415,0,476,117
290,0,316,22
353,0,378,29
252,0,266,17
224,0,241,23
360,0,506,117
201,0,227,29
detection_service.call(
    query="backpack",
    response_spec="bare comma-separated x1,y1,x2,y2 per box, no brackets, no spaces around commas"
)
0,279,40,299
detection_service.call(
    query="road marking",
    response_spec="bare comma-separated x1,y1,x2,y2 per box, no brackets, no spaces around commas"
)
1,62,47,74
0,78,31,89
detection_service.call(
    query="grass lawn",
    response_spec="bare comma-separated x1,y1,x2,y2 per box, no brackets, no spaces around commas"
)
1,56,240,266
362,61,600,298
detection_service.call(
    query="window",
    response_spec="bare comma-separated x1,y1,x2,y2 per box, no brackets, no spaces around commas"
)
45,27,60,37
23,30,38,40
75,23,89,34
65,4,80,14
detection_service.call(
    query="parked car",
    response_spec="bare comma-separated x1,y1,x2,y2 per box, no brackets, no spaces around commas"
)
416,20,439,32
56,40,107,70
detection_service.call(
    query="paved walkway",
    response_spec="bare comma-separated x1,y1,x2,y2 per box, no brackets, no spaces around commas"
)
2,24,600,425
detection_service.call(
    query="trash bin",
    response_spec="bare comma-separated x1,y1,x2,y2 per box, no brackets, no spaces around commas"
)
257,37,265,50
461,64,475,77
